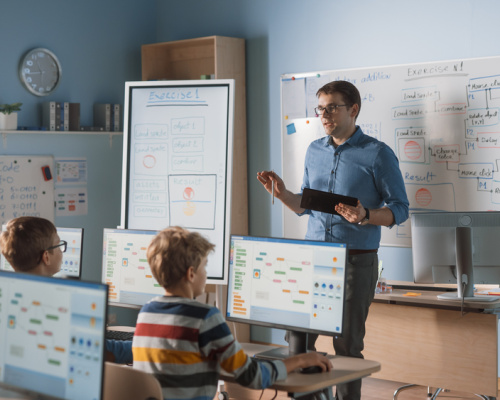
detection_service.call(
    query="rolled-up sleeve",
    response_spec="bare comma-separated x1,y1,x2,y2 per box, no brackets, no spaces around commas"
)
373,145,409,227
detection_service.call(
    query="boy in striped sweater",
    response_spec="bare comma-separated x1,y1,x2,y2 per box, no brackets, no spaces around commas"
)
132,226,331,400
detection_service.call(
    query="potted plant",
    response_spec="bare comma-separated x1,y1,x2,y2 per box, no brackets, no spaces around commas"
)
0,103,22,130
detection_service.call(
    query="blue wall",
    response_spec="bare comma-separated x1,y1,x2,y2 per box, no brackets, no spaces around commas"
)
1,0,158,326
0,0,156,278
0,0,157,126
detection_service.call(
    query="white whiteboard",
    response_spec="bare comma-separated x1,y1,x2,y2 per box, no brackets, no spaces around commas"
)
0,156,55,225
281,56,500,247
120,80,234,283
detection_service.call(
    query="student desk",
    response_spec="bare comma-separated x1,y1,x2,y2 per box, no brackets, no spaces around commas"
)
222,343,380,399
316,288,500,398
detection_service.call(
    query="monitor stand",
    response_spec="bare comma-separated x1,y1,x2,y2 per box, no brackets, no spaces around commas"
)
254,331,315,360
437,227,497,303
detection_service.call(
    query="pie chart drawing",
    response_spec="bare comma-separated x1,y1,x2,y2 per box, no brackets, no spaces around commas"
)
183,187,195,200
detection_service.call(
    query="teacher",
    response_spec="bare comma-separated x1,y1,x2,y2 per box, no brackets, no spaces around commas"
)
257,80,409,400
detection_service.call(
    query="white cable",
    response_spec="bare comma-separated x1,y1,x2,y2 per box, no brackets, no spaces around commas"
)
461,281,466,316
231,321,238,342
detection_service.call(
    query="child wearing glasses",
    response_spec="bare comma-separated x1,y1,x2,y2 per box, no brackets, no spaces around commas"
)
0,216,133,365
0,216,65,276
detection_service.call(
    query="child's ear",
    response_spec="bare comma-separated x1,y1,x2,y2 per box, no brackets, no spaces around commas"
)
41,250,50,265
185,266,196,282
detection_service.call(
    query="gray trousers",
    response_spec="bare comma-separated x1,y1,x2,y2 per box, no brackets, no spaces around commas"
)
301,252,379,400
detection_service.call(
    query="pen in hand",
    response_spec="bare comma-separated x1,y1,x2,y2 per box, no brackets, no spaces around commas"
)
272,170,275,205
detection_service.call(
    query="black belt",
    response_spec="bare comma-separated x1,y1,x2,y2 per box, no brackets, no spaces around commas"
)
348,249,377,255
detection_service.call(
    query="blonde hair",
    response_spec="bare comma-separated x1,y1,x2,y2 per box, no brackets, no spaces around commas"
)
147,226,215,289
0,217,57,272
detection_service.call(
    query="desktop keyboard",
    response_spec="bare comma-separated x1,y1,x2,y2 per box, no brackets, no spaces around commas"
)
106,329,135,341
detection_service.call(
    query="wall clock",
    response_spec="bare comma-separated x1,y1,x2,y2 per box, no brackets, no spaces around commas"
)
19,48,62,96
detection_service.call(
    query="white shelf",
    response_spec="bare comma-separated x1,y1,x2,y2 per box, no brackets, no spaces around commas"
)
0,130,122,135
1,130,123,148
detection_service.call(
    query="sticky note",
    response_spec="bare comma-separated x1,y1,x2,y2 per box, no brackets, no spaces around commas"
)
286,123,297,135
403,292,421,297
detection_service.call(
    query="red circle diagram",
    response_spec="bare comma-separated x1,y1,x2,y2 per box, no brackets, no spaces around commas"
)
142,155,156,169
404,140,422,160
415,188,432,207
183,187,195,200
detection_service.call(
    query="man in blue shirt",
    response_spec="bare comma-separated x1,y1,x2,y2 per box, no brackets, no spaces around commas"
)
257,80,409,400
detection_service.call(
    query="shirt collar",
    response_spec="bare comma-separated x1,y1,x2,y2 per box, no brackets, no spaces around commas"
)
325,126,363,148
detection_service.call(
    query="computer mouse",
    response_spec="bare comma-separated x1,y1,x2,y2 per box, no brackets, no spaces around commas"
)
300,365,323,374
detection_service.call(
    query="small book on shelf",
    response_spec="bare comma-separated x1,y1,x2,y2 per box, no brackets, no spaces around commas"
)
55,102,62,130
112,104,121,132
68,103,80,131
94,103,121,132
93,103,111,131
62,102,69,131
41,101,57,131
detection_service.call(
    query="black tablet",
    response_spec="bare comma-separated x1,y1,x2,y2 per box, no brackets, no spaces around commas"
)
300,187,358,215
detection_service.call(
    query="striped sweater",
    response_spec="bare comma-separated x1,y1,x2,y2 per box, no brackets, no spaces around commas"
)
132,296,287,400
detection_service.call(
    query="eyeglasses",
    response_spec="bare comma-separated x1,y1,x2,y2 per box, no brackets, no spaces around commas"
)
37,240,67,264
47,240,67,253
314,104,348,116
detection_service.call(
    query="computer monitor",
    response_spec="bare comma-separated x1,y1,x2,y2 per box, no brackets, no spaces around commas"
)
226,235,347,358
0,226,84,279
0,270,108,400
412,211,500,301
102,228,164,308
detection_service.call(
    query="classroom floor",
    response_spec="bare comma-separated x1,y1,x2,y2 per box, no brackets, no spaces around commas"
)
219,378,495,399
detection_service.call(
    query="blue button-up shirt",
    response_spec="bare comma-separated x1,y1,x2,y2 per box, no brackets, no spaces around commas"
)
299,126,409,249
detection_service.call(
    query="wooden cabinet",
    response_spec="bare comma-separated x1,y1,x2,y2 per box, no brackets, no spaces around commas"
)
142,36,249,342
141,36,248,236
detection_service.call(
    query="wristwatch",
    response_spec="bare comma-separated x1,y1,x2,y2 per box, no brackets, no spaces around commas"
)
358,208,370,225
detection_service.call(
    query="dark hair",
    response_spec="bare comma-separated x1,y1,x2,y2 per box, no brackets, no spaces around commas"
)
0,217,57,272
316,80,361,119
147,226,215,290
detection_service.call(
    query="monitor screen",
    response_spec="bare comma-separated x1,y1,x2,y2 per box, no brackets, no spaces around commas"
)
226,235,347,356
1,227,84,279
102,228,164,308
0,270,108,400
412,211,500,299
